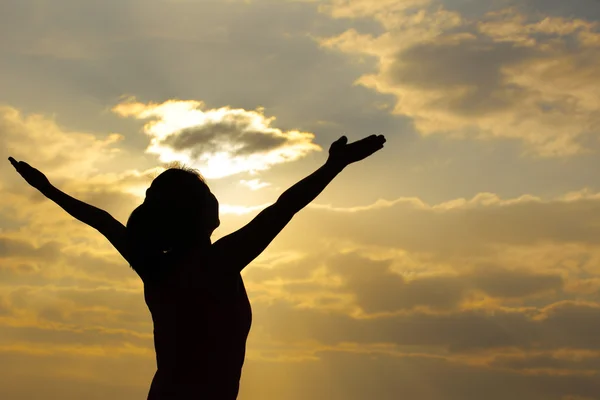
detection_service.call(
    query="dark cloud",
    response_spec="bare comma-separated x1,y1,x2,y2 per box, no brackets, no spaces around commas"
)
256,299,530,350
440,0,600,20
253,298,600,352
246,250,565,313
322,2,600,156
388,40,532,116
326,253,465,312
269,196,600,257
337,259,563,311
161,116,288,158
510,0,600,20
490,352,600,372
470,265,564,299
0,237,61,261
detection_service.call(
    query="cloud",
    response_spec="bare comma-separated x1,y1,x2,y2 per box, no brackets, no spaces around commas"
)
319,2,600,157
112,98,321,178
319,0,430,20
325,253,465,312
0,237,61,262
240,179,272,191
0,106,124,181
245,250,565,315
219,189,600,261
469,265,564,299
490,350,600,374
253,298,600,354
329,254,563,312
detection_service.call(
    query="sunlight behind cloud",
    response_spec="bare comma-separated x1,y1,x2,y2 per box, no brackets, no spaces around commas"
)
113,99,322,179
240,179,272,191
219,203,271,215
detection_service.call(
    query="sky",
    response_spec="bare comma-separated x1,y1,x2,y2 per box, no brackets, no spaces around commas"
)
1,0,600,398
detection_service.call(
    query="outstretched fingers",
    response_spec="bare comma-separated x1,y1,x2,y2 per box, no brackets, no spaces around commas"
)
360,134,386,149
8,157,28,171
8,157,19,169
369,134,386,150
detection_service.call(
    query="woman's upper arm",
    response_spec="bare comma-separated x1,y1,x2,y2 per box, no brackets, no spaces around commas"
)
212,202,294,272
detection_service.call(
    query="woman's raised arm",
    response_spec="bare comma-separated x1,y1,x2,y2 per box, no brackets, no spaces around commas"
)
211,134,386,273
8,157,132,265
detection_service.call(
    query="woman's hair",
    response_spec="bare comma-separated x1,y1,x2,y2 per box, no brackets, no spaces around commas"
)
126,163,219,277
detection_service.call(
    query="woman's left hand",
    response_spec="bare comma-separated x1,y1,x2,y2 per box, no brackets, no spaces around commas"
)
8,157,52,191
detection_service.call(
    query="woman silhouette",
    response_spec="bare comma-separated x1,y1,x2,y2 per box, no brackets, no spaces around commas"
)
9,134,385,399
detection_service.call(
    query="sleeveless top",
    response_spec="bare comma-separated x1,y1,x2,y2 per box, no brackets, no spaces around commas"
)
142,247,252,399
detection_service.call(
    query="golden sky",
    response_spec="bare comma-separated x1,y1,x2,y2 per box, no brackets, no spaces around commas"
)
2,0,600,399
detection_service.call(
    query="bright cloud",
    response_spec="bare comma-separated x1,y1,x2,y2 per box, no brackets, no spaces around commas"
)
112,99,322,179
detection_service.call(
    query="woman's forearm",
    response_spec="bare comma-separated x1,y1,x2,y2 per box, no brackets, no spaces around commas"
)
40,184,108,228
276,160,345,214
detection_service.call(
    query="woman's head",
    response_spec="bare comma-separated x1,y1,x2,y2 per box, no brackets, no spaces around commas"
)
126,164,219,274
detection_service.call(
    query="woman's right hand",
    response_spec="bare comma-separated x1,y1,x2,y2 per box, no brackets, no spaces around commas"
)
8,157,52,191
327,134,386,168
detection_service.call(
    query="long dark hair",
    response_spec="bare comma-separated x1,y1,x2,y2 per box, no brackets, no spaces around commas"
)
126,163,219,278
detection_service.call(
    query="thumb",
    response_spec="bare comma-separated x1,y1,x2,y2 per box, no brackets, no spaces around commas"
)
332,136,347,150
8,157,19,170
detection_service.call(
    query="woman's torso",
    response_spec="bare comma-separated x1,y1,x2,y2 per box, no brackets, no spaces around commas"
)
143,248,252,399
